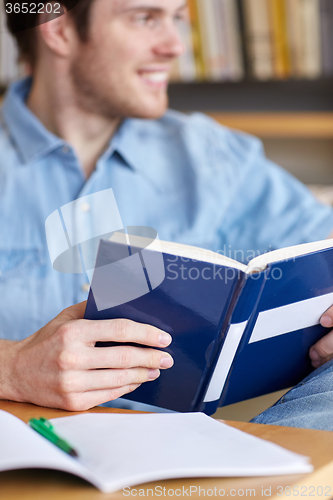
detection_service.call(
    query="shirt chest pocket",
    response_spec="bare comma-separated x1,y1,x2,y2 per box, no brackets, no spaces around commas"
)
0,249,46,341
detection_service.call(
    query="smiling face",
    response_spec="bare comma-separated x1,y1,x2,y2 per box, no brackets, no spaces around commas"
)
69,0,187,119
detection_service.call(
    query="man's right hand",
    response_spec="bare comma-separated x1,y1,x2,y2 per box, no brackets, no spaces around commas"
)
0,301,173,411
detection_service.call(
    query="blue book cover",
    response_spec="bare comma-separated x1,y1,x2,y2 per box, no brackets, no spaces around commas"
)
85,234,333,415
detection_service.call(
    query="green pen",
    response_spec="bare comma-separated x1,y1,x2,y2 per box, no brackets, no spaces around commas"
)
29,417,79,458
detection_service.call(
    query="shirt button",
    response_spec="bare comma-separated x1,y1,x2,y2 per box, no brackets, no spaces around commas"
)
80,202,91,213
62,146,70,154
81,283,90,293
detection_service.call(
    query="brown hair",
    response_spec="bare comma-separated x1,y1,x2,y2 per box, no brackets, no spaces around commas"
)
5,0,95,68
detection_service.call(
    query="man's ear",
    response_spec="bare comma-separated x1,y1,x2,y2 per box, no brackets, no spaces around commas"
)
38,10,75,58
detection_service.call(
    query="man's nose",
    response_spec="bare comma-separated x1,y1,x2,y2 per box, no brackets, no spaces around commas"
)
154,23,186,58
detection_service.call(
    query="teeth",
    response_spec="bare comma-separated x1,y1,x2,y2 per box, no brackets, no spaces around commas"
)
141,72,168,83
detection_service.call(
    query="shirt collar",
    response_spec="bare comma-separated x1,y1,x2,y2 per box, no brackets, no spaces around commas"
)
113,115,184,193
1,77,65,164
1,77,140,170
1,77,173,188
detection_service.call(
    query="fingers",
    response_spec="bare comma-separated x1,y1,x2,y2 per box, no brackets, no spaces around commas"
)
92,345,174,370
29,310,175,411
320,305,333,329
310,306,333,368
13,303,174,412
58,385,143,412
78,318,172,348
56,367,160,394
309,330,333,368
57,344,173,371
56,317,172,349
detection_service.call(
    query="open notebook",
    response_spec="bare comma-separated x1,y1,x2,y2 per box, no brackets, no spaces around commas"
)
0,411,312,493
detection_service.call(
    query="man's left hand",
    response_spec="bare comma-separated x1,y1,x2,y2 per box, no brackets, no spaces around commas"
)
309,307,333,368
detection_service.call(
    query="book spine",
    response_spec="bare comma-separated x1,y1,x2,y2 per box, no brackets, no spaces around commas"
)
268,0,291,79
222,0,245,81
319,0,333,76
236,0,251,77
285,0,304,77
329,0,333,76
195,273,248,414
187,0,206,80
198,271,266,414
0,1,21,84
213,0,231,81
196,0,225,80
215,271,268,409
176,7,198,82
242,0,274,80
301,0,322,79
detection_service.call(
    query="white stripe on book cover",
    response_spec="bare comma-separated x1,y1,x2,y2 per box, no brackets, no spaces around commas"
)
249,291,333,344
204,321,248,403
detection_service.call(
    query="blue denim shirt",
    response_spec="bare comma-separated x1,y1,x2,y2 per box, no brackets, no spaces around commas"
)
2,77,333,341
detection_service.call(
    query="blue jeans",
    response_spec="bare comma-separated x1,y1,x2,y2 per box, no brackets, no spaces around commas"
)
250,359,333,431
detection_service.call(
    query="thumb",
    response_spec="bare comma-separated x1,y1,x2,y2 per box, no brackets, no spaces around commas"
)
320,305,333,328
309,330,333,367
61,301,88,321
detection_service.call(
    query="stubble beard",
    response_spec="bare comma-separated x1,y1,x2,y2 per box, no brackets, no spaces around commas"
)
70,53,169,121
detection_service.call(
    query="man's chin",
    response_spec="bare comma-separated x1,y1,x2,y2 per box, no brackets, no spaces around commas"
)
128,99,169,120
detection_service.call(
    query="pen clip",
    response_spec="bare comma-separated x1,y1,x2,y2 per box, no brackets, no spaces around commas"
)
29,417,55,435
37,417,54,431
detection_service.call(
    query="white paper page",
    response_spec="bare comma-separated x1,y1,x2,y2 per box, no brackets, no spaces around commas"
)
247,238,333,273
51,413,312,493
0,410,97,486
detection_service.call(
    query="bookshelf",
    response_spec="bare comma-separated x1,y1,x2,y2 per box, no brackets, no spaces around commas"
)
167,0,333,190
169,80,333,138
169,78,333,138
206,113,333,139
169,79,333,113
168,77,333,187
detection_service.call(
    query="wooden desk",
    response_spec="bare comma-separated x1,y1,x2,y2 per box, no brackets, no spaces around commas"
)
1,401,333,500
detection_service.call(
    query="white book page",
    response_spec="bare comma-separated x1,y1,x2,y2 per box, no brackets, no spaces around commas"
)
109,232,247,272
247,238,333,273
157,240,246,270
111,234,333,274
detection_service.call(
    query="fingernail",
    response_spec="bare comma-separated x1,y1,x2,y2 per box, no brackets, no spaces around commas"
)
148,369,160,380
310,348,320,361
159,332,172,347
160,354,174,369
321,315,333,328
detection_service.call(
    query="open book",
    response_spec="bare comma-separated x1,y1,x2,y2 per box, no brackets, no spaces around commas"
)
84,230,333,414
0,410,312,493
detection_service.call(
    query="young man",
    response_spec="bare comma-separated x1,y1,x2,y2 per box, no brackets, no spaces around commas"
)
1,0,333,427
